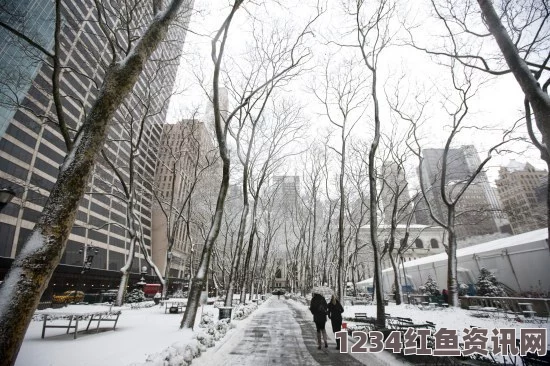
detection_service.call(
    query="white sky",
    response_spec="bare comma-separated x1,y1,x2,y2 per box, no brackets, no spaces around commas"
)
166,0,547,185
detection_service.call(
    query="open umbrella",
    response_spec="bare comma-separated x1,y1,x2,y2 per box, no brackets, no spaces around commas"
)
311,285,334,303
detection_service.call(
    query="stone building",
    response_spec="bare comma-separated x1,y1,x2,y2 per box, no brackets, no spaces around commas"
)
151,119,218,292
495,161,547,234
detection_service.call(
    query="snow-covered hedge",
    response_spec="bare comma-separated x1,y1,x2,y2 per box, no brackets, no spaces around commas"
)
127,301,156,309
232,302,258,320
131,300,264,366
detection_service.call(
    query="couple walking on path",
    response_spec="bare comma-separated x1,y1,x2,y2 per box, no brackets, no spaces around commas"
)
309,293,344,350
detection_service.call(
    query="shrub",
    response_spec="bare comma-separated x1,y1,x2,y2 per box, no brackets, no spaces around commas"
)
126,288,146,303
476,268,506,297
422,276,440,296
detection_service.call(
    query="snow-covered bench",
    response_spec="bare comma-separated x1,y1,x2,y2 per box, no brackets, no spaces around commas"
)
164,299,186,314
35,307,122,339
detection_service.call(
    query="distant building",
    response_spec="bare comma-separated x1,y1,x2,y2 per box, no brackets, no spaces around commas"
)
417,146,503,240
268,175,300,291
272,175,300,214
357,224,446,282
152,119,218,292
495,161,547,234
380,161,415,225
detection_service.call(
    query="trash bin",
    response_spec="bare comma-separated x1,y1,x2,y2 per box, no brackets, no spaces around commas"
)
261,295,266,301
153,298,160,305
218,307,233,322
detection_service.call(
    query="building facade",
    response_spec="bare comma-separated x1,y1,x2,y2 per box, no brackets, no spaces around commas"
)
357,224,446,281
417,146,504,240
495,161,547,234
151,119,218,292
0,0,192,295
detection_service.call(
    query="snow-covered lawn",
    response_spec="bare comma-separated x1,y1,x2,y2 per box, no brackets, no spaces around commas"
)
16,301,251,366
343,303,550,337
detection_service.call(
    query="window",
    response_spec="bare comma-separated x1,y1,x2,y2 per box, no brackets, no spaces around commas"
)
415,238,424,249
430,239,439,249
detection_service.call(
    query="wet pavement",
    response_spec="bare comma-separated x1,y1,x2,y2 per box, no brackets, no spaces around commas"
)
196,298,393,365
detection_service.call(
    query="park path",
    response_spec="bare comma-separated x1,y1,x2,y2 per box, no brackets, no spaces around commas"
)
194,297,397,366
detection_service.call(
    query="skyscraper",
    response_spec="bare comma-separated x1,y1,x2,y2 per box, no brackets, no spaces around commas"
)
0,0,193,291
417,145,502,239
272,175,300,214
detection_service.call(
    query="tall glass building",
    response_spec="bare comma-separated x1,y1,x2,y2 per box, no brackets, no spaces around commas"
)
0,0,193,295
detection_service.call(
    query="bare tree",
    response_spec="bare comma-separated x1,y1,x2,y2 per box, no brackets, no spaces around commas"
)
151,116,218,298
377,130,418,305
0,0,193,363
348,0,396,329
181,0,320,328
344,139,372,296
238,98,306,303
300,142,326,290
312,58,368,301
392,63,520,306
408,0,550,239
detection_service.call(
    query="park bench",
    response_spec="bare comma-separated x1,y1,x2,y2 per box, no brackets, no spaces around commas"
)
164,299,186,313
36,309,121,339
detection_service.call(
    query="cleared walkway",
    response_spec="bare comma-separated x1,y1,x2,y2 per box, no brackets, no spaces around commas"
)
195,298,396,366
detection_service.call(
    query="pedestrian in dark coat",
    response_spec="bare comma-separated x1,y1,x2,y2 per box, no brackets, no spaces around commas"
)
309,293,328,349
442,289,449,304
327,295,344,350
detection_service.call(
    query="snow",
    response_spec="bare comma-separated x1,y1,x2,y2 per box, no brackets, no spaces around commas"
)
342,302,550,359
343,303,550,332
17,230,44,257
34,304,123,316
16,303,214,366
60,132,83,173
15,298,549,365
0,266,23,316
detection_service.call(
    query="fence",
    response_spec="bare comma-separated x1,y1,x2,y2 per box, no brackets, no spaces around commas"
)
459,296,550,315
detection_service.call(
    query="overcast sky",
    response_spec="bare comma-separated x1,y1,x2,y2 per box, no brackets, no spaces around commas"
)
167,0,547,185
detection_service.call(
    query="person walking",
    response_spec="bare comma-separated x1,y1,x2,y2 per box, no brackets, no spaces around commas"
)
442,289,449,304
327,295,344,350
309,293,328,349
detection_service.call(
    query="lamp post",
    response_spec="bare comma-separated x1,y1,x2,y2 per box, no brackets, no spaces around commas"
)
136,266,148,287
73,243,99,303
166,251,172,294
0,187,16,212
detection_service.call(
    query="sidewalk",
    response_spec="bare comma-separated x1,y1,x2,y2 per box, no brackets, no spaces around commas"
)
195,297,408,365
193,297,318,365
288,300,405,366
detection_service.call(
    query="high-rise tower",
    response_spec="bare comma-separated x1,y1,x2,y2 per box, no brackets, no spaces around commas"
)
0,0,193,290
417,145,503,239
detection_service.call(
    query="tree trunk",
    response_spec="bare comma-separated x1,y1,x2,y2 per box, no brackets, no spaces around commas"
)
181,140,230,327
337,135,346,302
476,0,550,243
0,2,189,362
239,218,257,304
446,210,459,306
390,253,402,305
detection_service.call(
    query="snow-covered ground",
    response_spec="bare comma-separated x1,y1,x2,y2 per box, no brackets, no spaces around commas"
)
343,303,550,337
16,302,221,366
14,299,549,366
343,302,550,363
